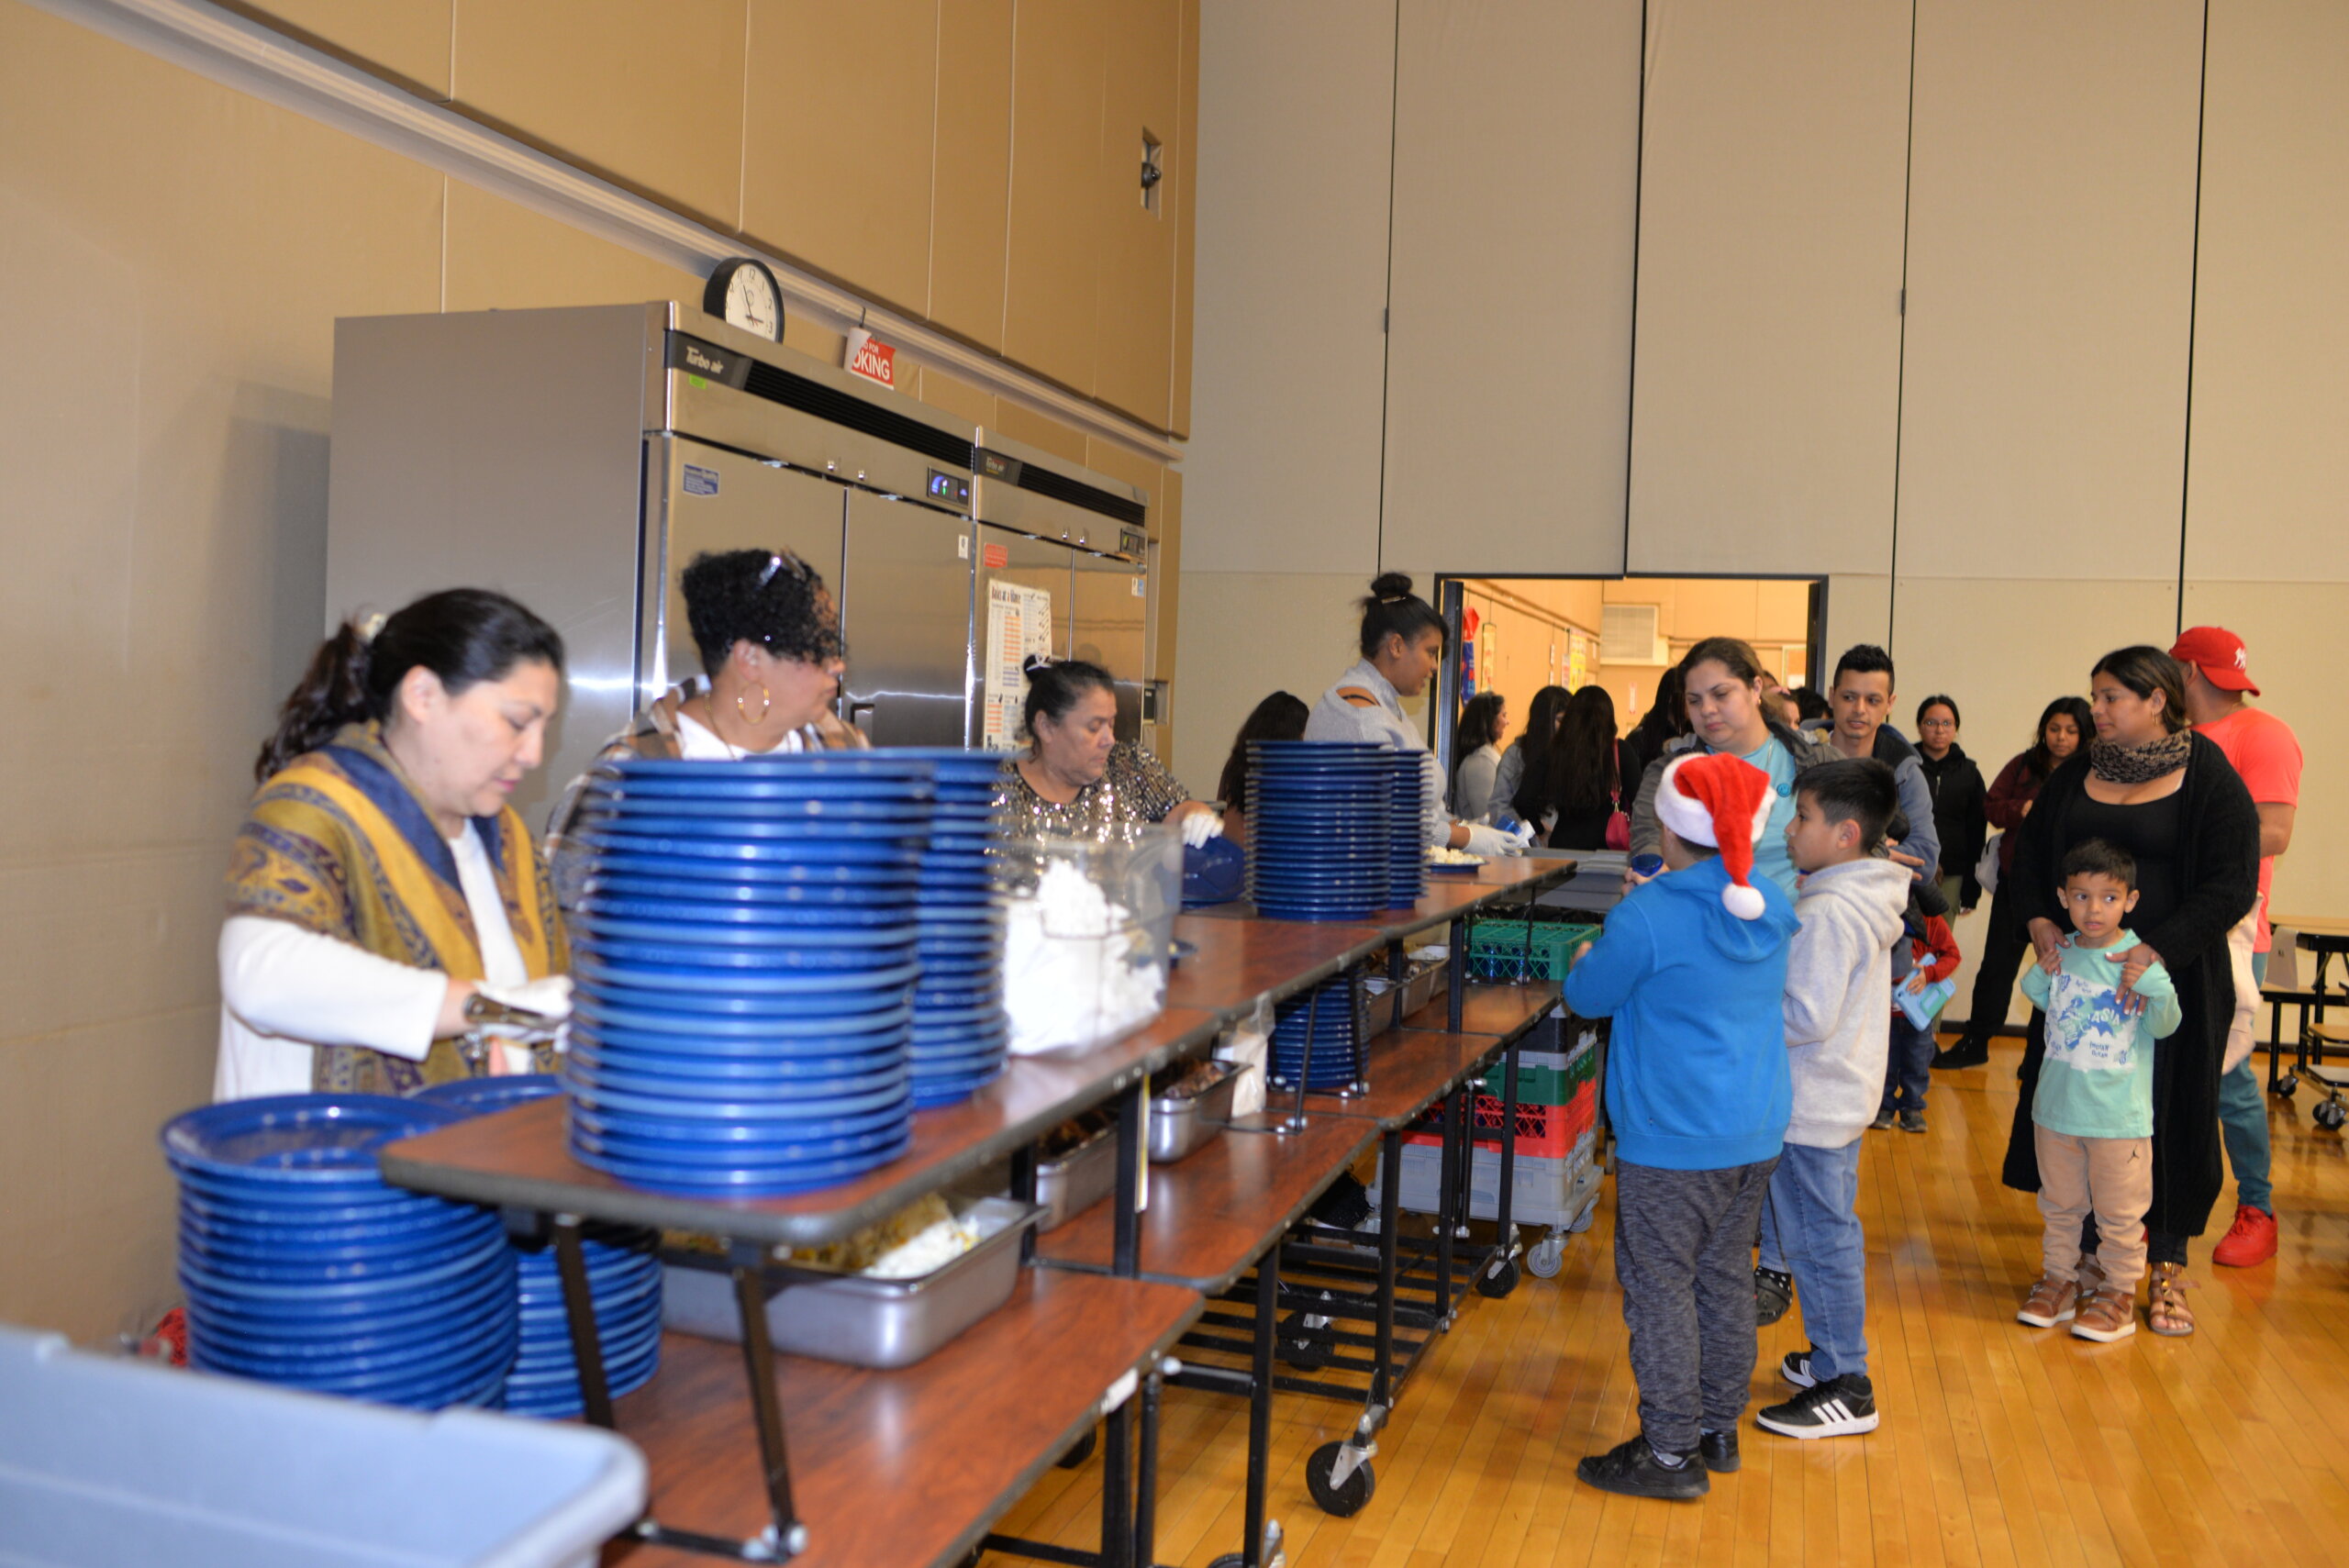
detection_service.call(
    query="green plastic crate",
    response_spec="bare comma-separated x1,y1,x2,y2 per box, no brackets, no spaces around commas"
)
1464,919,1599,983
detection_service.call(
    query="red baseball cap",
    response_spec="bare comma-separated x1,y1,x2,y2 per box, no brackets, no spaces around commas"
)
2169,626,2259,695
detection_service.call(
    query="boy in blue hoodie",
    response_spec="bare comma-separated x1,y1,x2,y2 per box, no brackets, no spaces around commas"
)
1564,753,1798,1500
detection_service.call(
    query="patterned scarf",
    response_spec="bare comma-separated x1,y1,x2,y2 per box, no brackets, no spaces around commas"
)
2087,730,2191,784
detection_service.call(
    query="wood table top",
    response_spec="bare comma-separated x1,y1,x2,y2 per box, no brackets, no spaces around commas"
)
1396,980,1563,1042
1302,1027,1497,1130
1166,915,1390,1014
2275,915,2349,942
379,1006,1224,1248
597,1268,1201,1568
1032,1111,1376,1293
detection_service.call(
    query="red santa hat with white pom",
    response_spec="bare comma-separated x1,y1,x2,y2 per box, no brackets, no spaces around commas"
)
1654,752,1776,920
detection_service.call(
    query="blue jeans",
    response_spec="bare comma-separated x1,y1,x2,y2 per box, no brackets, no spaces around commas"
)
1758,1140,1868,1382
2219,951,2275,1214
1880,1012,1934,1115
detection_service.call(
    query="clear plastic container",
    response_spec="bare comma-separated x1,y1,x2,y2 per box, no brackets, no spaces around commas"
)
1000,828,1177,1055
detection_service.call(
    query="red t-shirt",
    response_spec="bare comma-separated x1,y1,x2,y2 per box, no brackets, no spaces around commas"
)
2196,705,2302,951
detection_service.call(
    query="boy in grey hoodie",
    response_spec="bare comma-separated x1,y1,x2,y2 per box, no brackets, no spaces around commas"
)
1753,758,1910,1441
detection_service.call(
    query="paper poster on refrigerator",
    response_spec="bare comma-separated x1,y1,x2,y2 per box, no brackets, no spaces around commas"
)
982,579,1055,751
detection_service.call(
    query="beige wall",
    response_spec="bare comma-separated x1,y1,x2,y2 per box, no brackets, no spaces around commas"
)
0,0,1178,1343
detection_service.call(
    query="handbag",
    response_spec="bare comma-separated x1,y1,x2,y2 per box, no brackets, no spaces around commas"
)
1603,745,1631,851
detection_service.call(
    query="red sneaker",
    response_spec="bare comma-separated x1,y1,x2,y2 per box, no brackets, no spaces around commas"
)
2211,1204,2277,1268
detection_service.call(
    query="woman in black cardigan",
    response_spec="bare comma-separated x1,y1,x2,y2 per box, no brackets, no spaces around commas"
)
2000,647,2258,1336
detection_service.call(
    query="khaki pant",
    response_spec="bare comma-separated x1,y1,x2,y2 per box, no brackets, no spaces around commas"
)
2035,1125,2152,1294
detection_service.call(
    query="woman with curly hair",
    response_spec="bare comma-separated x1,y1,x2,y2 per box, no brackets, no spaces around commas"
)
544,548,862,906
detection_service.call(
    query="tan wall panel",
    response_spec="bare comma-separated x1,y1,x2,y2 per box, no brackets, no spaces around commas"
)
1824,574,1891,684
1004,0,1108,393
1091,0,1182,428
1381,0,1640,575
2180,581,2349,929
929,0,1013,349
990,400,1089,465
1153,470,1184,765
912,364,997,429
1169,0,1200,438
1895,0,2203,580
451,0,747,229
442,179,704,311
1184,0,1394,577
2183,0,2349,583
0,2,443,1340
236,0,453,95
1627,1,1910,576
742,0,937,314
1171,570,1367,803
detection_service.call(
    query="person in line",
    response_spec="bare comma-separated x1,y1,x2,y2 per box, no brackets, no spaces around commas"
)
1631,638,1837,901
1523,684,1642,851
1492,684,1573,827
2000,647,2258,1337
1753,759,1909,1440
1914,695,1987,916
1000,655,1217,839
217,589,571,1101
1933,697,2092,1070
2015,840,2183,1342
2171,626,2302,1269
1875,879,1961,1133
1213,691,1310,849
545,548,863,906
1451,692,1508,821
1801,645,1939,891
1792,688,1831,727
1306,573,1522,859
1624,666,1689,776
1562,754,1798,1499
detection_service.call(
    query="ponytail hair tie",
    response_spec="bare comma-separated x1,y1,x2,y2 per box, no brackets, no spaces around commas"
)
358,612,388,645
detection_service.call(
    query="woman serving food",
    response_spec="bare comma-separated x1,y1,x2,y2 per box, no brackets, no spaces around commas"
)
998,655,1217,840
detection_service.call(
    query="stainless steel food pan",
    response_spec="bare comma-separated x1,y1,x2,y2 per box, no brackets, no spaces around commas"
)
1147,1059,1241,1163
1034,1127,1118,1232
659,1196,1042,1369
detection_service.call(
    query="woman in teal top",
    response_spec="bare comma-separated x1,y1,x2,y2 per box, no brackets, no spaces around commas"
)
1628,637,1836,898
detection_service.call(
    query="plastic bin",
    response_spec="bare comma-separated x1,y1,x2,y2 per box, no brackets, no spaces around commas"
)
0,1322,644,1568
1372,1136,1598,1230
1464,918,1599,983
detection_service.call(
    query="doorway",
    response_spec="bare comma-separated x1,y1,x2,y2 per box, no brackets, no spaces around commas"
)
1430,574,1825,773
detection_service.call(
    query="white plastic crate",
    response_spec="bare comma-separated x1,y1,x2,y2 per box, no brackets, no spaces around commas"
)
0,1324,645,1568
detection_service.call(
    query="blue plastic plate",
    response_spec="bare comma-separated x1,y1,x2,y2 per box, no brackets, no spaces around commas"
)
575,954,919,996
564,1072,911,1123
569,1137,908,1196
572,995,913,1038
568,1100,909,1151
162,1095,465,1186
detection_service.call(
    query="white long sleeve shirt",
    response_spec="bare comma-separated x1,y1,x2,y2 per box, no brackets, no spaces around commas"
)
214,822,529,1101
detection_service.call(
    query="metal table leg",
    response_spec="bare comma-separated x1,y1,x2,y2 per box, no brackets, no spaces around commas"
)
1113,1080,1145,1275
551,1214,614,1429
1374,1129,1400,1404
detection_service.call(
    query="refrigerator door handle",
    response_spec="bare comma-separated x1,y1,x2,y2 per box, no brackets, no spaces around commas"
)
848,700,877,737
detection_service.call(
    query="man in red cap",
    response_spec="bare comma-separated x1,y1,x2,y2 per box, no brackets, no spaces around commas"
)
2171,626,2300,1267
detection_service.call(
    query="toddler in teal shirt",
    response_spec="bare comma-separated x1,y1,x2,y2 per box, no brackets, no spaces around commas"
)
2016,839,2181,1342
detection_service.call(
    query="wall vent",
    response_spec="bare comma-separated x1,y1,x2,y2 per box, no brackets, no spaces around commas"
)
1601,604,1671,666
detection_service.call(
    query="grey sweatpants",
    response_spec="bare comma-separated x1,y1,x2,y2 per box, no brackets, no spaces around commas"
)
1614,1155,1780,1454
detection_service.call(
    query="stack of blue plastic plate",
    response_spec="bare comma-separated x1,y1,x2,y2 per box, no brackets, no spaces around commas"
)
563,754,935,1196
1268,974,1367,1090
417,1077,662,1418
1246,740,1393,922
1386,750,1431,909
163,1094,517,1410
888,749,1011,1107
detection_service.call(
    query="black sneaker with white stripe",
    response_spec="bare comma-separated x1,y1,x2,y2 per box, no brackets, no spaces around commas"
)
1755,1373,1878,1439
1778,1348,1818,1388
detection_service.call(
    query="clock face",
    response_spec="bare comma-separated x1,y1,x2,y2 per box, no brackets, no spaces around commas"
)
708,259,782,341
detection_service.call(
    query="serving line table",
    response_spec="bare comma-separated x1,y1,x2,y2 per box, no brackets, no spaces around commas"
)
2254,917,2349,1096
376,856,1578,1568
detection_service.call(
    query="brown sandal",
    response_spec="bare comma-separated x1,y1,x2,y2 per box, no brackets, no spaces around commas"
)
2146,1262,2197,1337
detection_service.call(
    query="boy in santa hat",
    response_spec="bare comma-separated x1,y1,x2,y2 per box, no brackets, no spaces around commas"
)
1563,751,1799,1500
1753,757,1908,1442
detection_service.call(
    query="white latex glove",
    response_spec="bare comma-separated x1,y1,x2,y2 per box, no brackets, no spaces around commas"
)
473,975,573,1042
1462,823,1522,859
1180,810,1225,850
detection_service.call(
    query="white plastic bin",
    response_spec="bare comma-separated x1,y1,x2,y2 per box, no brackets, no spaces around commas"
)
0,1323,645,1568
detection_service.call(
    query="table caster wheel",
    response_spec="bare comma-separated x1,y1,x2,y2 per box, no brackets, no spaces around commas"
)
1054,1424,1097,1469
1475,1259,1520,1298
2317,1099,2346,1131
1526,1237,1565,1279
1278,1311,1336,1369
1307,1440,1375,1517
2277,1073,2299,1097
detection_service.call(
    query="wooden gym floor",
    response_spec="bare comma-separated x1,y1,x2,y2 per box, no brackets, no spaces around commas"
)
986,1039,2349,1567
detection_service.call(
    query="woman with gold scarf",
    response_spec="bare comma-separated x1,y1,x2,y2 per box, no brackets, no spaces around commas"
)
215,589,572,1101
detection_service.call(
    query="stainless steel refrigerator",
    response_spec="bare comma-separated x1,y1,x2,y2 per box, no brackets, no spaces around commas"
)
323,302,1153,822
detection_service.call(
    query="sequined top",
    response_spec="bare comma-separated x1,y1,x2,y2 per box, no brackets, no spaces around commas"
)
998,741,1190,838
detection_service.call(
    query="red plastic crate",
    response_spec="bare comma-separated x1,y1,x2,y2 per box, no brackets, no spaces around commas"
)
1405,1081,1593,1160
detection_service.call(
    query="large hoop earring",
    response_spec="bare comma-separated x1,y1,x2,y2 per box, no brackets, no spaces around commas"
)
738,682,773,725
